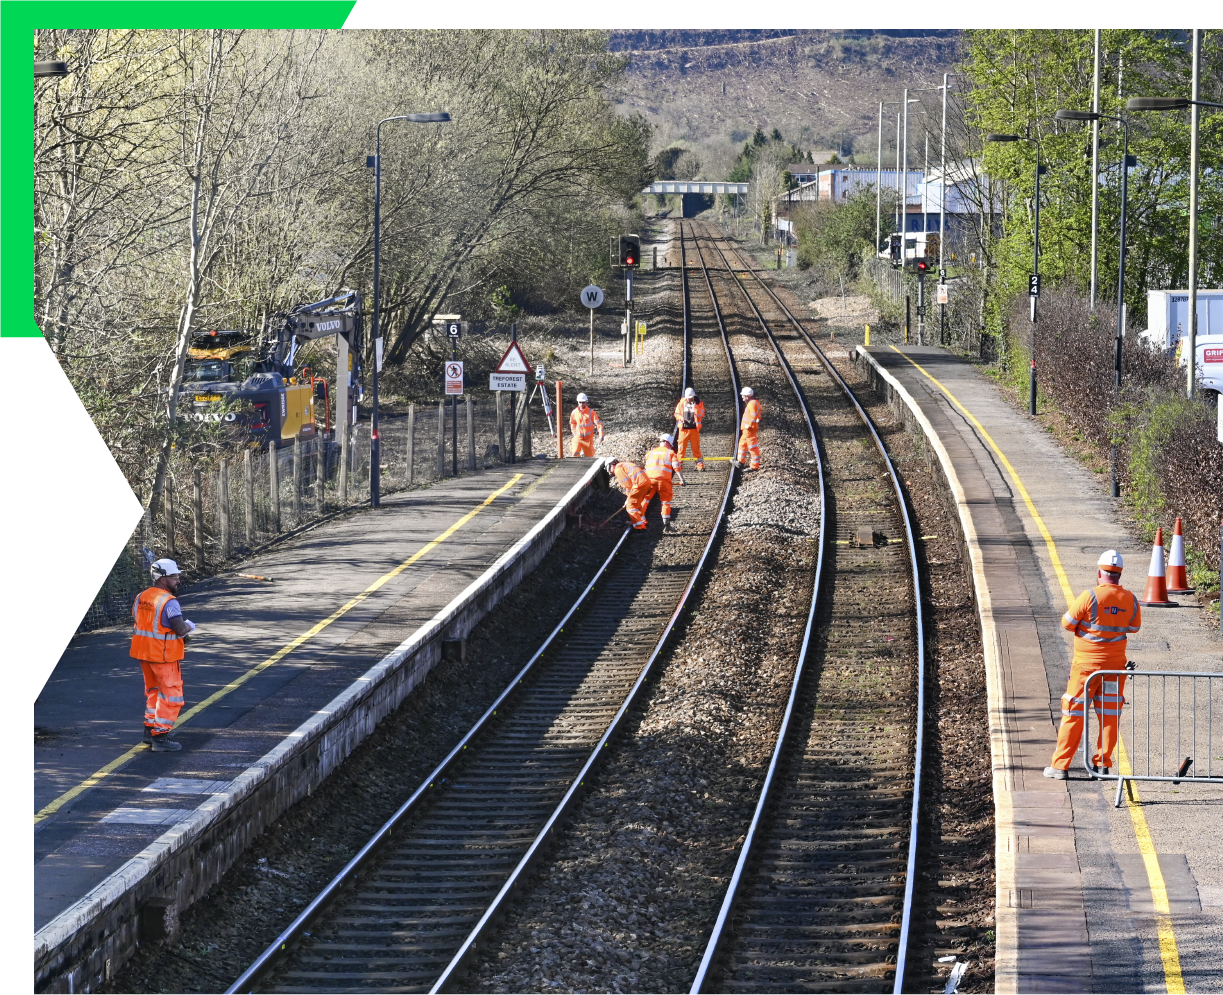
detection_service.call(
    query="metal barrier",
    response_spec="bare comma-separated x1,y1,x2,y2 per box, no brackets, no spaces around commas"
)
1083,669,1223,807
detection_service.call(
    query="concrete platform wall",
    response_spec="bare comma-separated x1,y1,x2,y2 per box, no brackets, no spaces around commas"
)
34,461,605,994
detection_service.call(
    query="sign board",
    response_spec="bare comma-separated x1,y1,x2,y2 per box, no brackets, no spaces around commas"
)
580,285,604,309
444,360,464,395
490,372,526,391
495,340,531,374
1029,273,1041,297
447,322,462,339
939,268,947,280
936,283,949,305
535,364,546,382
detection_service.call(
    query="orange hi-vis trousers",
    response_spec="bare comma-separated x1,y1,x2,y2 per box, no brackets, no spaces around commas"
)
625,480,654,528
1050,660,1127,770
648,476,674,519
570,437,596,457
141,660,185,736
677,428,702,464
737,426,760,469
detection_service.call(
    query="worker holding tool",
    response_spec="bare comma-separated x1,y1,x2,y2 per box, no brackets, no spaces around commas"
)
569,393,605,457
734,386,762,471
130,558,196,752
1044,550,1141,780
672,387,706,471
644,433,686,529
607,457,653,531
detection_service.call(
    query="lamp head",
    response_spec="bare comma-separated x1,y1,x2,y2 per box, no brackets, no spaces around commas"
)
405,112,451,123
1055,109,1099,121
984,133,1020,143
34,61,69,77
1126,97,1188,111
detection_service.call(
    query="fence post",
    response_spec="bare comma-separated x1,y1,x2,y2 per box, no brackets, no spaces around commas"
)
339,421,349,506
496,391,506,460
164,478,175,557
219,459,231,560
292,436,302,523
407,403,415,487
315,439,325,515
437,399,446,477
244,450,255,546
269,445,281,533
556,380,564,459
905,294,911,344
192,468,204,573
467,394,476,471
522,391,532,459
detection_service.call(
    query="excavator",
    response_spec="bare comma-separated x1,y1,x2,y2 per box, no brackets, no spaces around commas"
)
177,291,363,450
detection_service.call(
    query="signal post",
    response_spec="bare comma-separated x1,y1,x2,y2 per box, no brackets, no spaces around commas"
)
614,235,641,365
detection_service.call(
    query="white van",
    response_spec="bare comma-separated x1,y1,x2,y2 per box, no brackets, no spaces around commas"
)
1140,289,1223,393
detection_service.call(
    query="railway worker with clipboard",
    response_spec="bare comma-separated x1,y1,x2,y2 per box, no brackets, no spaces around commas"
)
673,387,706,471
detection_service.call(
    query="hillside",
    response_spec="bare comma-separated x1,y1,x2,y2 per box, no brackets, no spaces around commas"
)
610,29,963,177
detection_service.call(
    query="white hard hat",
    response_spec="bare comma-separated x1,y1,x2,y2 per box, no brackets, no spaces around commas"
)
1097,549,1124,572
740,386,754,397
684,387,696,398
150,558,182,579
659,433,674,445
576,393,589,403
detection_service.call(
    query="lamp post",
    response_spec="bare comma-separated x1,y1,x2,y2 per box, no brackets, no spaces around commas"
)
1129,42,1223,399
1055,107,1134,497
985,133,1045,415
34,61,69,77
368,112,450,508
876,100,902,255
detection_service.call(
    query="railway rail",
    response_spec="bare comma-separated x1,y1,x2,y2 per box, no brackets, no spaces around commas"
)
227,246,742,995
683,221,926,994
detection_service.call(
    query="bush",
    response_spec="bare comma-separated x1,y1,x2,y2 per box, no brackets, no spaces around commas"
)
793,187,884,279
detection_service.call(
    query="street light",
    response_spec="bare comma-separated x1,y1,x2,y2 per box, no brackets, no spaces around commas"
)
35,61,69,77
1128,33,1223,399
1055,107,1134,498
368,112,450,508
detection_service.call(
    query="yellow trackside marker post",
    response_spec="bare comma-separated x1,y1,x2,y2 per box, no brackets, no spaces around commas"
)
890,346,1186,993
34,474,525,825
865,324,871,346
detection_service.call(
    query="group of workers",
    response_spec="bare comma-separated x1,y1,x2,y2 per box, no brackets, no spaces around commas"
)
567,383,763,532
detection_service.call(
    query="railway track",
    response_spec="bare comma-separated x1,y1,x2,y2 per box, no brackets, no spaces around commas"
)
227,253,741,995
683,221,925,994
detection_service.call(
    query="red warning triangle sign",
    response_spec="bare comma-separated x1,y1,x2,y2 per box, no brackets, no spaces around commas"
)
495,340,531,374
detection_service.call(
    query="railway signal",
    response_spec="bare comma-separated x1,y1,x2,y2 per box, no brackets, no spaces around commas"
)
618,235,641,268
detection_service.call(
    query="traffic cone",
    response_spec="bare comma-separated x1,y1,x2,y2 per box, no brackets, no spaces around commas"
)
1139,528,1177,606
1166,518,1193,594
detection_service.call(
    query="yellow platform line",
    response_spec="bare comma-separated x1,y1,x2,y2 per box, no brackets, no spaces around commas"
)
889,346,1186,993
34,474,525,825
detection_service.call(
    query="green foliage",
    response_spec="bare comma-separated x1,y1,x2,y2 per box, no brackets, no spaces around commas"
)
490,285,520,322
793,187,881,277
727,127,805,183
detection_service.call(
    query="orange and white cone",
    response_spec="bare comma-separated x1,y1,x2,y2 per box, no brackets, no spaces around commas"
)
1166,518,1193,594
1139,528,1177,607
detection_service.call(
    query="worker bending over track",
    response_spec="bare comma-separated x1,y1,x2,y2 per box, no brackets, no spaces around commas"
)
131,558,197,752
673,387,706,471
1044,550,1142,780
644,433,685,529
735,386,762,471
608,457,653,531
569,393,605,457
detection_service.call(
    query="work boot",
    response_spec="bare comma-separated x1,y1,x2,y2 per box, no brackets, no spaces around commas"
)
731,459,744,469
632,521,648,531
696,461,705,472
143,727,153,745
1091,764,1112,776
663,518,674,531
150,733,182,752
1042,766,1068,780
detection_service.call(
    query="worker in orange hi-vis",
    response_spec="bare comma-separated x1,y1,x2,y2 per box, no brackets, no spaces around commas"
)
608,457,654,531
644,433,686,529
734,386,762,470
569,392,604,456
1044,550,1141,780
672,387,706,471
131,559,197,752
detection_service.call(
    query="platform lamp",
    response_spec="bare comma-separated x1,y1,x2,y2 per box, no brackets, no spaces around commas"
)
368,112,450,508
34,61,69,77
985,133,1045,416
1129,57,1223,399
1055,108,1133,498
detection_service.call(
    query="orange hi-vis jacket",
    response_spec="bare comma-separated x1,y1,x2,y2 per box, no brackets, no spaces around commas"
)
644,444,682,480
130,587,185,663
1061,581,1141,667
612,460,648,492
740,397,762,431
673,397,705,431
570,405,603,440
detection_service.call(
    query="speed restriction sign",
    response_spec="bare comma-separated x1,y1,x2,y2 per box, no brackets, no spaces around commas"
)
444,360,464,395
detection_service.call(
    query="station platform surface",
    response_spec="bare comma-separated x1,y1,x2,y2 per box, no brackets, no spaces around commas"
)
34,457,597,931
863,345,1222,993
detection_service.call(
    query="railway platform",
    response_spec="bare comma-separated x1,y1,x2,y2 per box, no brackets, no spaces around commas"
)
34,456,604,990
856,344,1222,994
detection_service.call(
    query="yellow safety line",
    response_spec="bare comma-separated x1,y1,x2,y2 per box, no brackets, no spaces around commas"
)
34,474,525,825
888,347,1075,605
888,346,1186,993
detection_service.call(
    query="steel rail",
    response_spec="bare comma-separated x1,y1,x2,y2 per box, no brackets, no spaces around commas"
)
713,228,927,995
229,221,744,995
686,224,828,995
